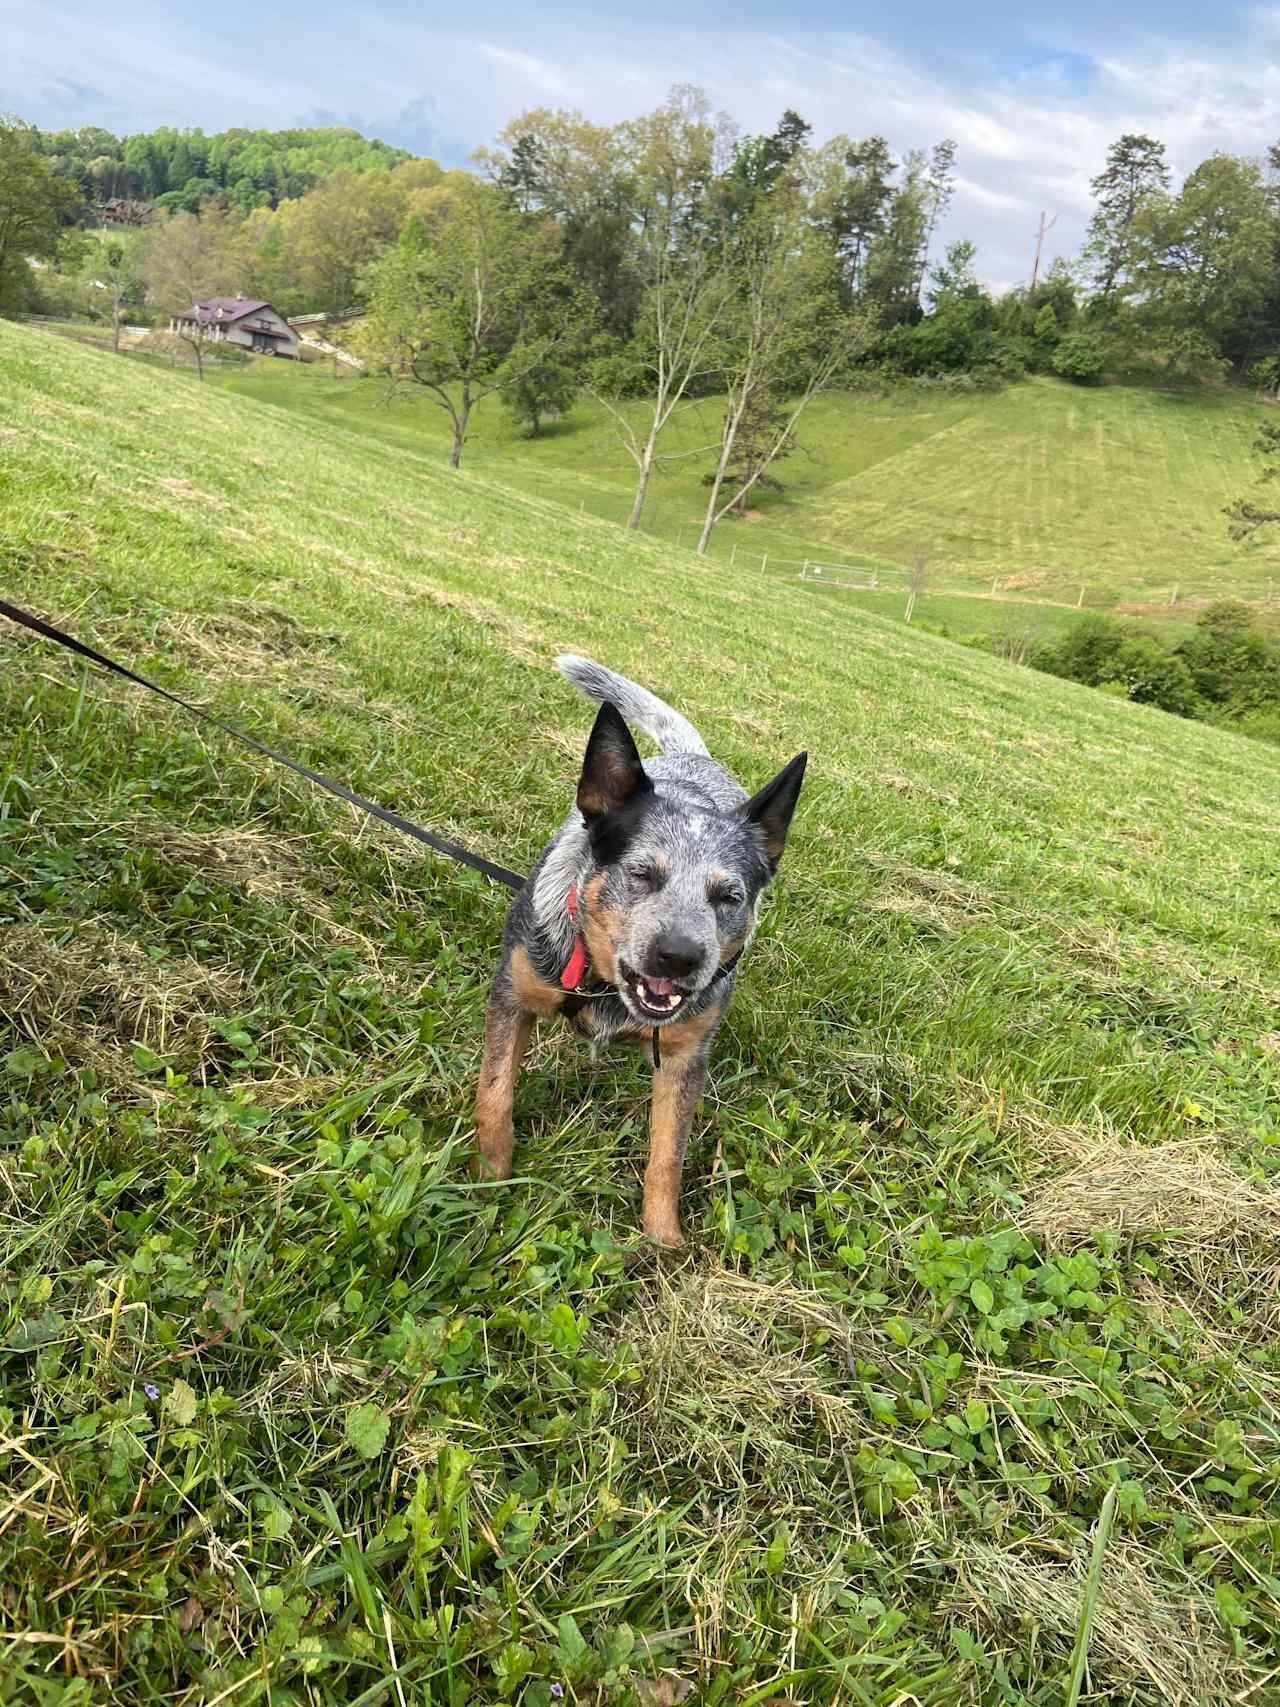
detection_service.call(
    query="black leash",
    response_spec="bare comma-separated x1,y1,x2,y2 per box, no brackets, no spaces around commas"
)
0,597,526,892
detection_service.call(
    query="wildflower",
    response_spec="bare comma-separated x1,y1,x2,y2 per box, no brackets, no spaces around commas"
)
551,1686,564,1699
144,1383,159,1399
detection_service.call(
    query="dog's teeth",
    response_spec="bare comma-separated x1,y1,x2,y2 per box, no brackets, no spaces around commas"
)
668,993,683,1007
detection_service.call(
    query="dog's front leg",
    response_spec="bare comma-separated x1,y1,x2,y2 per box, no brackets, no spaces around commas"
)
475,992,536,1180
644,1023,719,1248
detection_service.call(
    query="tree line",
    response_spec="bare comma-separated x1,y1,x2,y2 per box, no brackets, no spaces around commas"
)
10,101,1280,544
28,122,409,214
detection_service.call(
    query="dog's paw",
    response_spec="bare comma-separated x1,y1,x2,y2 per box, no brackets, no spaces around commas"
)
642,1213,685,1250
471,1150,513,1183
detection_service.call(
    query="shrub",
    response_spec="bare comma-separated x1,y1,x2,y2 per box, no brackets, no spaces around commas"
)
1229,705,1280,746
1033,618,1200,716
1174,601,1280,711
1052,330,1107,384
1109,636,1200,716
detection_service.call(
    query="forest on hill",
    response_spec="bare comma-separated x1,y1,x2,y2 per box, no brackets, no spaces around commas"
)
29,122,410,213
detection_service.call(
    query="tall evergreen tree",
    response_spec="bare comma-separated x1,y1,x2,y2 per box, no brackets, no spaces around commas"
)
828,136,895,297
1085,134,1169,299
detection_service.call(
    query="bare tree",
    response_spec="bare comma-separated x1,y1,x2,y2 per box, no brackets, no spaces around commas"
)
98,230,144,353
904,551,928,623
590,87,739,530
696,194,867,554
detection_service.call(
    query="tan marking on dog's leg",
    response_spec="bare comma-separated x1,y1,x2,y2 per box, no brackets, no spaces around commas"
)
475,997,535,1180
509,944,565,1016
643,1000,724,1248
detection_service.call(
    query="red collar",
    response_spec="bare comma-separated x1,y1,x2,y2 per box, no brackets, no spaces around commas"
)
560,885,590,991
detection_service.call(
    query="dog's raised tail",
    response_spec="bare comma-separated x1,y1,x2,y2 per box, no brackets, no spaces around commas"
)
556,655,710,757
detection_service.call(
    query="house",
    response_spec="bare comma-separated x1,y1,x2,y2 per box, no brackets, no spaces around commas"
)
168,296,300,358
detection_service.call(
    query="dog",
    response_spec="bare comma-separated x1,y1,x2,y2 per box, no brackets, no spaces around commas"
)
474,656,806,1247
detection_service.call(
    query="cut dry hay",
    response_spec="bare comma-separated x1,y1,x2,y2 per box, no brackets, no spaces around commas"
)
1017,1133,1280,1247
946,1538,1248,1706
599,1268,899,1650
124,820,315,907
0,920,244,1074
605,1269,877,1496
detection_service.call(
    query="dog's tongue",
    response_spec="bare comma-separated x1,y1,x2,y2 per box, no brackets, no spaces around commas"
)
644,975,676,996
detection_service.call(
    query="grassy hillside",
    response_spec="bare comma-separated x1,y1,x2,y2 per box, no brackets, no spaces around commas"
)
3,320,1280,1705
214,357,1280,618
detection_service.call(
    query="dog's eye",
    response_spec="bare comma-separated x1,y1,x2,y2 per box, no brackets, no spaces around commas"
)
627,865,663,890
710,883,745,909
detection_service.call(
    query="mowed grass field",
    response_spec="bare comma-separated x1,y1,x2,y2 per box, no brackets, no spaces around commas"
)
3,319,1280,1705
213,356,1280,617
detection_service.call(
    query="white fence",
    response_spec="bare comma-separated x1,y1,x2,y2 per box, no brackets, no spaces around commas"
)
798,560,902,589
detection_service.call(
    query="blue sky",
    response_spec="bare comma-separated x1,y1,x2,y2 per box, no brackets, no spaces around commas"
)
6,0,1280,289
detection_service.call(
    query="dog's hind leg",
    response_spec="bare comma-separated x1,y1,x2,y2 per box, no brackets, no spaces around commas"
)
475,995,535,1180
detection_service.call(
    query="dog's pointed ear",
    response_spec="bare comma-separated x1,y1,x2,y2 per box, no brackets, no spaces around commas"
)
741,752,807,872
577,702,653,822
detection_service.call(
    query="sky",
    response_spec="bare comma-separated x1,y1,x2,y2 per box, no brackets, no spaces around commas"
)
7,0,1280,290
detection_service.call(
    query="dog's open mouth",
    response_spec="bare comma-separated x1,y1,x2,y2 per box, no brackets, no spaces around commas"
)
621,963,688,1019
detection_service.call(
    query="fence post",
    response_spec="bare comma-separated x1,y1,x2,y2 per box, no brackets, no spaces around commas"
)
730,544,737,568
991,577,998,598
1169,586,1178,607
761,553,768,579
676,527,684,550
1077,584,1085,608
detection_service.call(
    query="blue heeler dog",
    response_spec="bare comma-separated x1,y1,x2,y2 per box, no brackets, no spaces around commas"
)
475,656,806,1247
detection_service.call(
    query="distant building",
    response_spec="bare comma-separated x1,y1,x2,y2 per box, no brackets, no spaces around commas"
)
168,296,300,358
98,198,153,227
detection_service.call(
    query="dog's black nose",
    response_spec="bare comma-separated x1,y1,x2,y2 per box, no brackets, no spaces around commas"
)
650,933,704,979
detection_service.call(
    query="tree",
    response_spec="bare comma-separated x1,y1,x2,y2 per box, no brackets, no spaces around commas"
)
1127,155,1275,369
927,238,981,305
721,109,812,220
863,141,956,325
590,86,738,529
1174,601,1280,712
98,230,146,352
0,117,82,309
498,340,580,436
483,109,638,336
265,162,443,315
1032,301,1061,366
1226,419,1280,539
359,178,576,469
140,204,244,379
1085,134,1169,300
821,136,896,299
697,189,868,552
885,240,998,375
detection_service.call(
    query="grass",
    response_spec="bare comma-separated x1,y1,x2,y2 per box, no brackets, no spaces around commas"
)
2,318,1280,1705
209,355,1280,618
